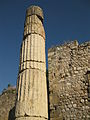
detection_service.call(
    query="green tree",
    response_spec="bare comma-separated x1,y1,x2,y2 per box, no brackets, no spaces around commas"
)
8,84,11,88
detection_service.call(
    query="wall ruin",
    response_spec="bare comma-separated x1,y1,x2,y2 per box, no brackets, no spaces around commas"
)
48,40,90,120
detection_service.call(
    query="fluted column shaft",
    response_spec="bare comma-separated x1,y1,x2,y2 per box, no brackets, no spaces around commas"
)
15,6,48,120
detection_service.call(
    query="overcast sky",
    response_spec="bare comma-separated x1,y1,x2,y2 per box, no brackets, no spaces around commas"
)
0,0,90,93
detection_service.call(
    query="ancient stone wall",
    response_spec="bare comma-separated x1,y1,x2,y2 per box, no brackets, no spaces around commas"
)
48,40,90,120
0,87,16,120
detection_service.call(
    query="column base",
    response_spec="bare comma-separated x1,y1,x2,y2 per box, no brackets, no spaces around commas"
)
15,117,48,120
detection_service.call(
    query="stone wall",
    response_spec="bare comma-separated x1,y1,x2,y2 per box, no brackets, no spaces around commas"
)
0,87,16,120
48,40,90,120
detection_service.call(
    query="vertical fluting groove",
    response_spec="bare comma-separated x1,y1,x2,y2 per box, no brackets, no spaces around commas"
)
17,75,21,101
27,70,29,100
28,35,30,60
26,37,28,62
25,38,27,62
31,36,33,60
29,35,31,98
28,69,30,97
25,69,28,101
31,33,34,107
31,15,32,36
37,69,38,102
23,40,25,66
30,69,32,101
16,77,19,100
41,37,43,62
42,71,44,111
36,22,39,110
41,67,43,111
28,35,31,97
26,70,29,100
38,36,40,62
34,24,36,61
40,36,42,62
24,70,27,101
40,32,42,111
40,33,41,61
21,72,25,101
30,34,32,61
27,17,29,34
27,16,29,24
29,16,31,33
25,26,26,35
33,19,36,112
36,31,38,91
26,37,29,98
23,70,26,101
24,38,26,62
33,70,36,112
27,36,29,60
26,25,28,34
38,70,40,113
44,73,47,105
29,35,31,61
19,73,23,101
42,72,45,110
17,76,19,101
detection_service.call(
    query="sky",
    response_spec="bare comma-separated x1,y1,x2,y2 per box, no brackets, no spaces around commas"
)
0,0,90,93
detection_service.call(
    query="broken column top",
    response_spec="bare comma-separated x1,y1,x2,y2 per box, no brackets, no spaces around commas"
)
26,5,44,21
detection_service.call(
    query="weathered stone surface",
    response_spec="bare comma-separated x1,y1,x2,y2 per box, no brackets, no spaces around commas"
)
26,6,44,20
48,40,90,120
15,117,47,120
15,5,48,120
0,87,16,120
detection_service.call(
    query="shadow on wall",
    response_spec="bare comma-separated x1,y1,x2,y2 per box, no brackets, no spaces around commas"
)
8,106,15,120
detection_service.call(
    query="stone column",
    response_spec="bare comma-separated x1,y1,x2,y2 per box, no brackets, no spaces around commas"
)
15,6,48,120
